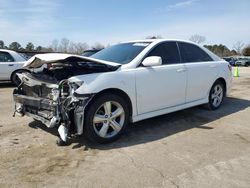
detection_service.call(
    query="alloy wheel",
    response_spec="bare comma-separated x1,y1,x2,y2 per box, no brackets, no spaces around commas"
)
211,84,223,108
93,101,125,138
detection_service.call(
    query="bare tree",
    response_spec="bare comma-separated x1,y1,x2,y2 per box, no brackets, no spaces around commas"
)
68,42,76,53
51,39,59,52
189,34,206,44
92,42,104,50
59,38,70,53
233,41,245,55
75,42,89,54
68,42,89,54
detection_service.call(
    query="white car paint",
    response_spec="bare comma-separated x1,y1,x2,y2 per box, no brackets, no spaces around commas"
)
0,49,26,80
22,39,232,123
135,64,187,114
24,53,120,68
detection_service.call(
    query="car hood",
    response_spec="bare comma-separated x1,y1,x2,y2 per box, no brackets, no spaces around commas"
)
23,53,121,68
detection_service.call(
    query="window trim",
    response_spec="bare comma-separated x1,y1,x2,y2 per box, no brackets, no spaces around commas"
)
138,41,181,67
0,51,15,62
177,41,213,63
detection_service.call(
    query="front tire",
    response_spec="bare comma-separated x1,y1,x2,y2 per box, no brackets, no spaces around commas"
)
207,80,225,110
84,93,129,143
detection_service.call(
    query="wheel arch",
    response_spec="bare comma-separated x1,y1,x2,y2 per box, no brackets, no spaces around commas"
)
10,68,30,80
214,77,227,96
86,88,133,121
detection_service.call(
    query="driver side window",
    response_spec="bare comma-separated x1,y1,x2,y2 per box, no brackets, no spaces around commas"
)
146,42,181,64
0,52,14,62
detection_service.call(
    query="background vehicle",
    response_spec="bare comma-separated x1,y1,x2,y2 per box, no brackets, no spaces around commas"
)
235,57,250,67
223,57,236,66
13,39,232,145
81,49,102,57
0,49,28,85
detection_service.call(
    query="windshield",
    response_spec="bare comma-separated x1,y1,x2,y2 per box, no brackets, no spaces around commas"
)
91,42,150,64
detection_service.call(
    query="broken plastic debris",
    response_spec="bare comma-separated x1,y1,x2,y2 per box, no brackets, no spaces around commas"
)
58,124,68,142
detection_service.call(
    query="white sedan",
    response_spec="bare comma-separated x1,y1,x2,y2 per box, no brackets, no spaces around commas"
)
0,49,27,85
13,39,232,145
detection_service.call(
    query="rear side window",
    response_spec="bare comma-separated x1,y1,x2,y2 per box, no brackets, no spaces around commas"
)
0,52,14,62
178,42,212,63
146,42,180,64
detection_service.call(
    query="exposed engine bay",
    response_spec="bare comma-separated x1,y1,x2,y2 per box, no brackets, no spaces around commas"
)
13,54,119,145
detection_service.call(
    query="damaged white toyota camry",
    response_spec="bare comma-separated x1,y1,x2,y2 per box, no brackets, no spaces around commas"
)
13,39,232,145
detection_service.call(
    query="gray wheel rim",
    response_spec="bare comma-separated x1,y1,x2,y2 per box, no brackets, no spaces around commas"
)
211,84,223,108
93,101,125,138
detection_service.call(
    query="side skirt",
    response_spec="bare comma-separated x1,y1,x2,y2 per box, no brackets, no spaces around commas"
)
132,98,208,123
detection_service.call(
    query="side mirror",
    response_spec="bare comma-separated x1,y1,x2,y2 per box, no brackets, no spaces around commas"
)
142,56,162,67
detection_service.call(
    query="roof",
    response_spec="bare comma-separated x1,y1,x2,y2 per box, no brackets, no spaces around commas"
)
0,49,19,53
0,49,26,61
122,38,197,44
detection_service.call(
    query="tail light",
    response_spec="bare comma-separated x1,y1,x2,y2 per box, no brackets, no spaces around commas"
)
228,64,232,72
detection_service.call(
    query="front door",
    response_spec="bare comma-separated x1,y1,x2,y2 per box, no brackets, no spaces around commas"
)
135,42,187,114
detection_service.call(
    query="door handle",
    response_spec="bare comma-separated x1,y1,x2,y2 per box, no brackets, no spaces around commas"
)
177,68,187,72
8,64,14,66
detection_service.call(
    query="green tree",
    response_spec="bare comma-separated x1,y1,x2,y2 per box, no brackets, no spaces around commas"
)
0,40,4,49
242,45,250,56
204,44,233,57
9,42,22,51
36,46,42,51
146,35,162,39
25,42,35,51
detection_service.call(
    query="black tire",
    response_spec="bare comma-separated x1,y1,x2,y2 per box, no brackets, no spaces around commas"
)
11,69,28,86
245,62,249,67
84,93,129,143
207,80,225,110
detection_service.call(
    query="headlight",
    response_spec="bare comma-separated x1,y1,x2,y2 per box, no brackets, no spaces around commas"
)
70,81,84,90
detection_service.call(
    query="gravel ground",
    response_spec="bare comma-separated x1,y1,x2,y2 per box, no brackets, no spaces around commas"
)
0,67,250,188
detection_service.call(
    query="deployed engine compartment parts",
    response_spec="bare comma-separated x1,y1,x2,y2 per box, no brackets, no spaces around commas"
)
12,54,119,144
13,74,93,143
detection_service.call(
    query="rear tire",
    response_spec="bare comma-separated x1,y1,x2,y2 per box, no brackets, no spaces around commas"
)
207,80,225,110
84,93,129,143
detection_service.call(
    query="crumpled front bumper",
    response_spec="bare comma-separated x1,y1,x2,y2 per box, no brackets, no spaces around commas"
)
13,91,58,127
13,88,92,142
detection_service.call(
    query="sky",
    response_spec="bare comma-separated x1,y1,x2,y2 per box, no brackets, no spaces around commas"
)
0,0,249,49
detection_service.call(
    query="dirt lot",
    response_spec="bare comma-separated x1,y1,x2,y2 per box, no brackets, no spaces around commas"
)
0,67,250,188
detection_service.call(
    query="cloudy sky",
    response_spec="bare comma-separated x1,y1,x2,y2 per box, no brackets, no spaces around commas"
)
0,0,249,49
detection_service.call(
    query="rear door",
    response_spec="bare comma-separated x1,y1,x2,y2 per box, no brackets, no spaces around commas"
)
177,42,219,103
136,42,187,114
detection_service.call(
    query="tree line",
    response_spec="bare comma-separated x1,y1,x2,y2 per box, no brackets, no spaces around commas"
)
148,34,250,57
1,35,250,56
0,38,105,54
189,34,250,57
